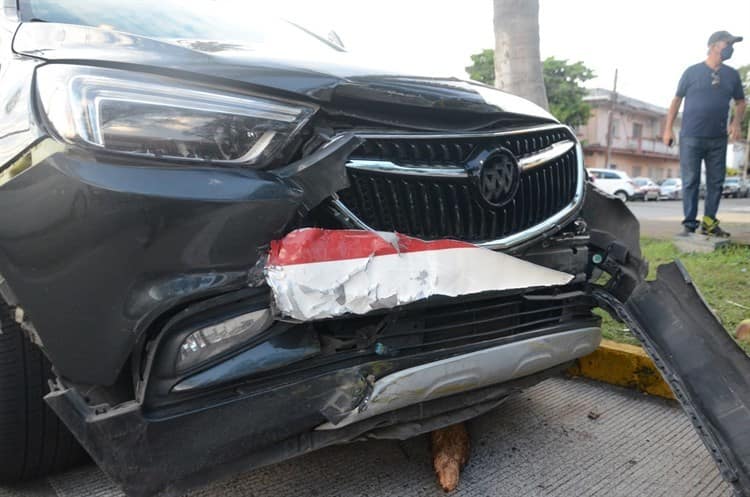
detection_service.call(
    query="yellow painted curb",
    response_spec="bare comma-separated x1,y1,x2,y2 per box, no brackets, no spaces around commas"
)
568,339,675,400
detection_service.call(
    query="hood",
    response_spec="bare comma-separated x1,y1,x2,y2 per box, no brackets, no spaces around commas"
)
13,22,557,131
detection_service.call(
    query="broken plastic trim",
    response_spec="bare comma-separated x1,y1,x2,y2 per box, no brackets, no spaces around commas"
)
582,184,750,495
595,262,750,497
276,133,363,211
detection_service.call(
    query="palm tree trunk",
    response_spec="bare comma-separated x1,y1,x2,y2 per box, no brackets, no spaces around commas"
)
493,0,549,110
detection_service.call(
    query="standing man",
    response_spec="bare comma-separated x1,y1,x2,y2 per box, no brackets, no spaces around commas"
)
663,31,746,237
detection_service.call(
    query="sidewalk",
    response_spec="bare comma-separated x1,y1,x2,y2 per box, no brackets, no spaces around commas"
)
1,378,730,497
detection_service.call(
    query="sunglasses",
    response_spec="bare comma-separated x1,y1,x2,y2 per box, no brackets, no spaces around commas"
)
712,71,720,87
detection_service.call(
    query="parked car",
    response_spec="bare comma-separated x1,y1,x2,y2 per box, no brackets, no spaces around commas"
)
0,2,726,497
586,168,636,202
632,177,660,201
659,178,683,200
723,177,750,198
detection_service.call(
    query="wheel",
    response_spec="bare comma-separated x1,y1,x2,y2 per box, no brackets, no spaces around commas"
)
0,301,87,483
614,190,628,202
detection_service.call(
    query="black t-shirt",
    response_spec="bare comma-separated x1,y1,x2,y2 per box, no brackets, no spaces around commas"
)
676,62,745,138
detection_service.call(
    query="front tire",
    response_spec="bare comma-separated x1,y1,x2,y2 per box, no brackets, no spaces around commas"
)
614,190,628,202
0,301,87,483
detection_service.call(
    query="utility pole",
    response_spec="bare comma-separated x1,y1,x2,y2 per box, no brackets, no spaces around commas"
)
605,69,618,169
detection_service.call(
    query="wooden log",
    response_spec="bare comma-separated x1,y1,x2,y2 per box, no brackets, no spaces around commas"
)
431,423,470,492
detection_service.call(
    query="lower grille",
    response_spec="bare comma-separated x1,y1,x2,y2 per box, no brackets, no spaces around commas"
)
318,291,597,357
335,125,581,244
221,291,597,391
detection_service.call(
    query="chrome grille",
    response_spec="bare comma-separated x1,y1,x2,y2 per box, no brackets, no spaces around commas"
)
352,127,570,165
335,125,581,245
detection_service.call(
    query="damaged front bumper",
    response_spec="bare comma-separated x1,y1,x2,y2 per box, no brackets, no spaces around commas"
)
3,126,596,496
9,129,748,497
53,233,601,496
43,184,750,497
47,322,599,497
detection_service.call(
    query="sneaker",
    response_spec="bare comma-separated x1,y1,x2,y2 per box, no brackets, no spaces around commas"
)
700,216,731,238
677,225,695,237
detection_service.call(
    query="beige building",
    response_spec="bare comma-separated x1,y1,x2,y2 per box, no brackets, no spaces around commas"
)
576,89,681,180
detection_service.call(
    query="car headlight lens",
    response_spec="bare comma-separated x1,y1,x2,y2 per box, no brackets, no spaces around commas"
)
177,308,274,371
36,65,315,166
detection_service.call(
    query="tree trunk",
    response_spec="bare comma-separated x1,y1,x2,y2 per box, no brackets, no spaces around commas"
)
493,0,549,110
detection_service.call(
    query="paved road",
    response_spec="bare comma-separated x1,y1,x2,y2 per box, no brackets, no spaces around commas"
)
626,197,750,240
0,378,730,497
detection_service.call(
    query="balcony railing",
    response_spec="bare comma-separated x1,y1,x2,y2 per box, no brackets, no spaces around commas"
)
617,137,679,157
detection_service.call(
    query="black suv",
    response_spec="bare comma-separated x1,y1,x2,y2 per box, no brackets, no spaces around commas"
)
3,2,749,497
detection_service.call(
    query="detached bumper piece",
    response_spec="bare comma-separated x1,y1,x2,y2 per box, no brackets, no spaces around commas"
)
597,262,750,497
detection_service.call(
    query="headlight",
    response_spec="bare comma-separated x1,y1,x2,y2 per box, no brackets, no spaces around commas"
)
36,65,315,166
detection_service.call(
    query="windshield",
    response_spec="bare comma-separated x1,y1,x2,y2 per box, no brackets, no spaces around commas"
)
725,178,739,184
634,178,648,186
662,179,678,186
20,0,338,53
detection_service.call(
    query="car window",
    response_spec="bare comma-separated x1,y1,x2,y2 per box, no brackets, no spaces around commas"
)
603,171,620,179
662,179,678,186
634,178,647,186
19,0,338,53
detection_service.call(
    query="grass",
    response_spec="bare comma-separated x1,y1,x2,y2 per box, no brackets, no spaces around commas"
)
599,239,750,351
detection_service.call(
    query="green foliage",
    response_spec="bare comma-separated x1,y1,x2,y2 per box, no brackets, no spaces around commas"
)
600,239,750,353
738,64,749,138
465,51,595,126
542,57,595,127
464,49,495,86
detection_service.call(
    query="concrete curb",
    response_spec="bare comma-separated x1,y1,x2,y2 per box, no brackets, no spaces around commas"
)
568,339,675,400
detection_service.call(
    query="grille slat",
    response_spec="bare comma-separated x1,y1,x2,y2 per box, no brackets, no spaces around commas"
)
340,127,578,243
404,180,419,236
319,292,596,358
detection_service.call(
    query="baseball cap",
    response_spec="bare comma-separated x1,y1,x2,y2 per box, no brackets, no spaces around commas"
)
708,31,743,45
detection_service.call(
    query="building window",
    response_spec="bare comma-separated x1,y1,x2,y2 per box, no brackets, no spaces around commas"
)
649,166,658,179
611,119,620,138
632,123,642,139
632,166,642,177
667,168,673,178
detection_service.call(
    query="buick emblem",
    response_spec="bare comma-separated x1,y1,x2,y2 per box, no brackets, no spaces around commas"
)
467,148,520,208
